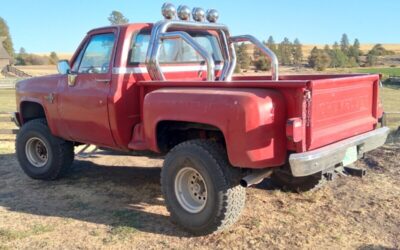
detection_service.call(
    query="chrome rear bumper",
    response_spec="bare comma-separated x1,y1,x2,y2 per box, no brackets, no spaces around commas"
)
289,127,390,177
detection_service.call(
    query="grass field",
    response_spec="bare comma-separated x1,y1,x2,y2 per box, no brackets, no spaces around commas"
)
354,67,400,78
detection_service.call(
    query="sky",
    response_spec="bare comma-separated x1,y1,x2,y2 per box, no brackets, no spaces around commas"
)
1,0,399,53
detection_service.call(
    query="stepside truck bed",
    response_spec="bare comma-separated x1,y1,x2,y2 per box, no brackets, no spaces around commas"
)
137,73,388,174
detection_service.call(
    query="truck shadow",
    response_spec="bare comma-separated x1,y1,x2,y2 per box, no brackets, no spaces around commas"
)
0,153,193,237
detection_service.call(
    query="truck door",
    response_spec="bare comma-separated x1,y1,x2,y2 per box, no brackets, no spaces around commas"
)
58,30,117,147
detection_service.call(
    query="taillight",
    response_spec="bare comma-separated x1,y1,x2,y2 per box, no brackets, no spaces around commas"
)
286,118,303,143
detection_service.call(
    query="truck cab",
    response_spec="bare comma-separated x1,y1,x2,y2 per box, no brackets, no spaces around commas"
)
14,3,389,235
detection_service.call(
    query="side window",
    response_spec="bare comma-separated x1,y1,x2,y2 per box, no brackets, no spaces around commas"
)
78,33,115,74
129,32,223,64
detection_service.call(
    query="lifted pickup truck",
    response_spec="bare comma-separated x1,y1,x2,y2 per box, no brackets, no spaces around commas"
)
14,3,389,235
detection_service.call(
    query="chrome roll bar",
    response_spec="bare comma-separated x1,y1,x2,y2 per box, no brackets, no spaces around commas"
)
229,35,279,81
145,20,279,81
146,20,235,81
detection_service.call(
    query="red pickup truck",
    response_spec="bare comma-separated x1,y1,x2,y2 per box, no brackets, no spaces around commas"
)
14,3,389,235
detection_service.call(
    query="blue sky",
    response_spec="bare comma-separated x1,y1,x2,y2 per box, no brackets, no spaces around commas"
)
1,0,399,53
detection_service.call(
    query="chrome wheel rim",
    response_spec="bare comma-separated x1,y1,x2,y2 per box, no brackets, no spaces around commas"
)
174,166,208,213
25,137,48,168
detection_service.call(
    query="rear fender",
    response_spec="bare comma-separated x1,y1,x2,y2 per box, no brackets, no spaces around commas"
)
143,88,287,168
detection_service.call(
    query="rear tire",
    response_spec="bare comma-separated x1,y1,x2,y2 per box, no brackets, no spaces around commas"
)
161,140,246,235
16,119,74,180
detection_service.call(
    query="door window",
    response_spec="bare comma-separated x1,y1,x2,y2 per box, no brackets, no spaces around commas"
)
78,33,115,74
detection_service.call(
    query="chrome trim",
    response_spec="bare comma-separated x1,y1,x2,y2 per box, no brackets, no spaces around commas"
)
230,35,279,81
112,65,223,75
289,127,390,177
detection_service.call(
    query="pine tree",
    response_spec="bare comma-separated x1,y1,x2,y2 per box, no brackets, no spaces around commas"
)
292,38,303,67
278,37,292,66
15,47,27,65
347,38,361,64
308,47,330,71
266,36,277,52
238,43,251,70
0,17,14,57
49,52,59,65
330,48,348,68
108,11,129,25
340,33,350,54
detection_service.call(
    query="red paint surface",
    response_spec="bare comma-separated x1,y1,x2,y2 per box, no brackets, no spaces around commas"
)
15,24,381,169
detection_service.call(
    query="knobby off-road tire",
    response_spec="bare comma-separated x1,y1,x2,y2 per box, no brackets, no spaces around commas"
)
16,119,74,180
271,165,325,192
161,140,246,235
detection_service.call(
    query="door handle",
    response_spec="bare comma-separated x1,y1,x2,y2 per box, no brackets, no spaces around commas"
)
95,79,111,84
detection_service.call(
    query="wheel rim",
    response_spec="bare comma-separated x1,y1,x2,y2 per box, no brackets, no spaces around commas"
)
174,165,208,213
25,137,48,168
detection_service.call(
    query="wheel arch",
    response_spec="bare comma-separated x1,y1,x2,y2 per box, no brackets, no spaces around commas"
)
20,101,47,124
155,120,227,154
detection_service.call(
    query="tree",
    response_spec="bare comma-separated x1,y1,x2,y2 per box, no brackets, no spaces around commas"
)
340,33,350,54
15,47,27,65
292,38,303,67
329,48,348,68
238,43,251,70
254,57,271,71
308,47,330,71
347,38,361,64
368,44,395,56
0,17,14,57
108,11,129,25
266,36,277,52
278,37,292,66
49,52,59,65
234,43,251,72
366,53,378,66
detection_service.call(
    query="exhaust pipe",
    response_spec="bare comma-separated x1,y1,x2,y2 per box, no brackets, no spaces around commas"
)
240,169,273,188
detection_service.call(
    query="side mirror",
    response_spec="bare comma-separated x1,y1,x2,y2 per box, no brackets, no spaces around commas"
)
57,60,71,75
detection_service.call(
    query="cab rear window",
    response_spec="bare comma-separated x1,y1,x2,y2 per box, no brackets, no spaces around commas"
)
129,31,223,64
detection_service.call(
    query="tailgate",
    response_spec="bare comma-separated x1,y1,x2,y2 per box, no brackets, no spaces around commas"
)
306,74,380,150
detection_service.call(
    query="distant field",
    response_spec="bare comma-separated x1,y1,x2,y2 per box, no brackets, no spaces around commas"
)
302,43,400,56
14,65,57,76
35,44,400,60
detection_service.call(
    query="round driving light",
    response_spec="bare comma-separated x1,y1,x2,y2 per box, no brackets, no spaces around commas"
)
177,5,191,21
206,9,219,23
192,7,206,22
161,3,176,19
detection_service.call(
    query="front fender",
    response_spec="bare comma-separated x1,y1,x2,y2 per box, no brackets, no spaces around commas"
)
143,87,287,168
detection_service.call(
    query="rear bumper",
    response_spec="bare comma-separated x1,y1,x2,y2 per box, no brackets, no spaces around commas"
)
289,127,390,177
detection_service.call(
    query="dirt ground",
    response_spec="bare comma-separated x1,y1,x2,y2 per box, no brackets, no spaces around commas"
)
0,136,399,249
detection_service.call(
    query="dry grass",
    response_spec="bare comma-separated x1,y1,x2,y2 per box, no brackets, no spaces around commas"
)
0,140,399,249
302,43,400,56
14,65,57,76
0,70,399,248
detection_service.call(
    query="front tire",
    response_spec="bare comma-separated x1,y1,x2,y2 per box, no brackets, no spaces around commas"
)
16,119,74,180
161,140,246,235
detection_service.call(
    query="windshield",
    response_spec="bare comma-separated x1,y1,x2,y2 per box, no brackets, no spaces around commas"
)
129,31,223,64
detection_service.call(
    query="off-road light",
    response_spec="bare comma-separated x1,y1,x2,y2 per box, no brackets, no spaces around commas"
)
206,9,219,23
161,3,176,19
177,5,191,21
192,7,205,22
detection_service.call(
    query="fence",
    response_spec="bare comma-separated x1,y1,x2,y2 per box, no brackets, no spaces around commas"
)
0,112,18,139
0,78,29,89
